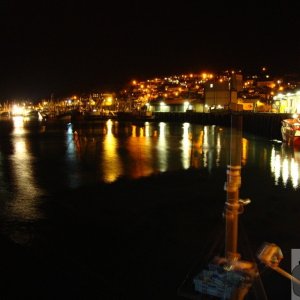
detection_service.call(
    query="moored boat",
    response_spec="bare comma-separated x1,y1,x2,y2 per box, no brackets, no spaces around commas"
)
83,109,116,121
281,115,300,147
23,110,45,128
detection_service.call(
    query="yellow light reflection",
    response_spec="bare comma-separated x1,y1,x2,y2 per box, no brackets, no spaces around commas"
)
126,124,152,178
132,125,137,137
241,138,248,166
102,120,123,182
190,130,203,168
139,126,144,137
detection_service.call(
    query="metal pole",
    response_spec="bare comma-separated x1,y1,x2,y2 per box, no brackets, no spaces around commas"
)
225,113,243,262
273,266,300,286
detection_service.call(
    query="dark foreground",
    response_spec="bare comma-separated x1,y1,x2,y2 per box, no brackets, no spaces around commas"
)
0,168,298,299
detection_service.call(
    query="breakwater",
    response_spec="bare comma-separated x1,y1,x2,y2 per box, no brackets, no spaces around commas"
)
154,112,291,140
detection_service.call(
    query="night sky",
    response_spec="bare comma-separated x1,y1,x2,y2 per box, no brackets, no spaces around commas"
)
1,1,299,100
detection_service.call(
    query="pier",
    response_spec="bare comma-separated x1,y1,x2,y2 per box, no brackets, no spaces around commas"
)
154,112,290,140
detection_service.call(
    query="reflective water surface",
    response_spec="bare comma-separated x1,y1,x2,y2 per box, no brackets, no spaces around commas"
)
0,117,299,300
0,117,298,224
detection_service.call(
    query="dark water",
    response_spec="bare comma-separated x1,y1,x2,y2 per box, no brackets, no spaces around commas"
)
0,116,299,299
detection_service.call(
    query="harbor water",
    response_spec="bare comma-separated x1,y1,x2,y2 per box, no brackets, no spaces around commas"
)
0,116,299,299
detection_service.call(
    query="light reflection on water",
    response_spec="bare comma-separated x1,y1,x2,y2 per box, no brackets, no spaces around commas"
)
8,117,44,222
157,122,168,172
102,119,123,182
181,123,191,170
1,119,300,225
270,144,300,189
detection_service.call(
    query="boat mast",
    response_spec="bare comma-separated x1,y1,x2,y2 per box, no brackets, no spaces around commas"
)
223,113,257,300
190,113,259,300
225,113,243,263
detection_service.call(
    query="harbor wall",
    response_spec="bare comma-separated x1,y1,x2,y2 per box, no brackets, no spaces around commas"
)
154,112,291,140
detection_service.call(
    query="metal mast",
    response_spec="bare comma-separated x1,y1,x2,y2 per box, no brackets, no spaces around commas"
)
224,113,243,264
192,113,258,300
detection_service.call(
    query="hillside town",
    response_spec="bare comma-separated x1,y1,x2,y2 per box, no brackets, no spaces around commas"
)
1,67,300,118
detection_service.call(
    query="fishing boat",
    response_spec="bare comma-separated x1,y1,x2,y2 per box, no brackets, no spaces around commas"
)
23,110,46,129
83,109,116,121
281,114,300,147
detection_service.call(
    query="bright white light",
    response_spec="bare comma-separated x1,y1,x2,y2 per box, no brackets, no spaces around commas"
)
183,101,189,111
145,122,150,137
181,123,191,169
277,93,284,99
12,105,24,116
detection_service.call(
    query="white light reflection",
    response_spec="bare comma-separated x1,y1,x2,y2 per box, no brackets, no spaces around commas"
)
12,116,25,135
65,124,81,188
203,126,209,167
202,126,216,172
145,122,150,137
9,136,43,221
203,126,209,148
270,148,280,185
270,146,300,188
190,126,226,172
157,122,167,172
181,123,191,169
291,158,299,188
282,158,289,187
